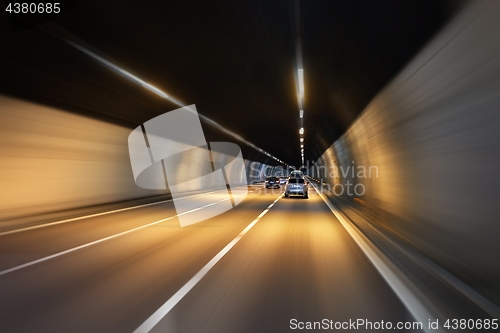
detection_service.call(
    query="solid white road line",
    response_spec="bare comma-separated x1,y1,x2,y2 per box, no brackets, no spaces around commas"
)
133,195,283,333
311,183,443,333
0,190,255,277
0,186,250,237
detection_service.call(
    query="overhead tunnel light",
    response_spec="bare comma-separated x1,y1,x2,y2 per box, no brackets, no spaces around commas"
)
298,69,304,99
300,138,304,142
299,128,304,135
299,110,303,118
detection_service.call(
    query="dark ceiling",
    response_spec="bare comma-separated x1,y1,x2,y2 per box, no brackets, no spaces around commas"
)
0,0,460,167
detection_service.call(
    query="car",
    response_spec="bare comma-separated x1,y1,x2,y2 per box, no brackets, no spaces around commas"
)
264,176,281,189
279,176,288,185
284,177,309,198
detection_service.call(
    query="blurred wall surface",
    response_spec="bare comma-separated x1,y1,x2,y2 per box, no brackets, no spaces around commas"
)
312,0,500,301
0,95,270,224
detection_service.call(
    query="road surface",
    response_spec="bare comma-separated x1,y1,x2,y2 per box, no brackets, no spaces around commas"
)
0,185,413,332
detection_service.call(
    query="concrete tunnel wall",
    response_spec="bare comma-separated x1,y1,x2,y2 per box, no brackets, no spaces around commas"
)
311,0,500,301
0,95,271,224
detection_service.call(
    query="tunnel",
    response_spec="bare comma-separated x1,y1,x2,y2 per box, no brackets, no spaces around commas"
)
1,1,499,332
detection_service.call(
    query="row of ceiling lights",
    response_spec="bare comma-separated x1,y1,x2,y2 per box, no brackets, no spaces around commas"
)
298,68,305,166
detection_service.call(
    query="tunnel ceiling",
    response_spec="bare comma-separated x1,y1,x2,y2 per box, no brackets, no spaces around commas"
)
0,0,458,166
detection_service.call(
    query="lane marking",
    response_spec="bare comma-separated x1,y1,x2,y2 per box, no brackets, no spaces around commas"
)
311,183,442,333
133,195,283,333
0,190,257,277
0,186,250,237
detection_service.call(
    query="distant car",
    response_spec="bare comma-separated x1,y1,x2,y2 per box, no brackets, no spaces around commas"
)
265,176,280,189
284,177,309,198
279,176,288,185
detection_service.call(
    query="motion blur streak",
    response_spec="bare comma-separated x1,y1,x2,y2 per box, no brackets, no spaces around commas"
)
311,0,500,308
68,43,170,100
68,42,286,165
0,95,157,224
133,195,282,333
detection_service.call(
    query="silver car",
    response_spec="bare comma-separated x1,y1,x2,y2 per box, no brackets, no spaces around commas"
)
284,177,309,198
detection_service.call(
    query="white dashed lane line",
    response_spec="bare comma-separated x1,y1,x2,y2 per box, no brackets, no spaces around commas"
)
133,194,283,333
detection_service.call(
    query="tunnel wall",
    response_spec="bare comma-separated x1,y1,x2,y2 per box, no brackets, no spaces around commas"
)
311,0,500,299
0,95,270,224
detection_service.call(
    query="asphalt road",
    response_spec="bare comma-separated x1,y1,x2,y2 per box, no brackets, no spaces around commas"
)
0,185,413,333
